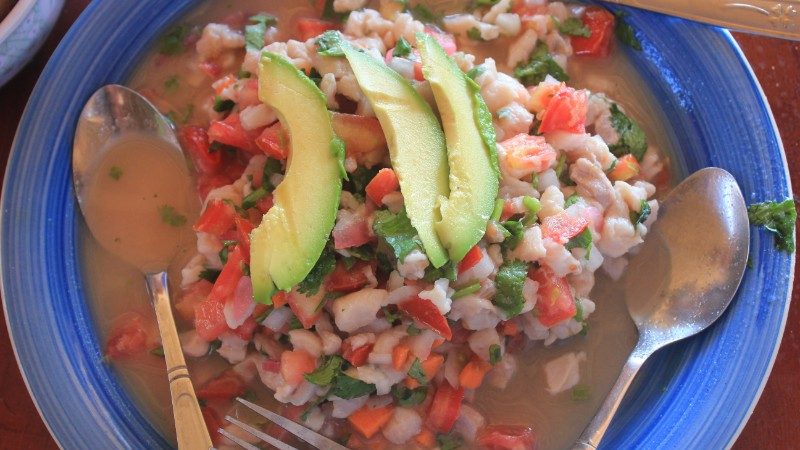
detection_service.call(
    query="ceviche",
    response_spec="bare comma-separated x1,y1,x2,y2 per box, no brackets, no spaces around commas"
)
97,1,671,449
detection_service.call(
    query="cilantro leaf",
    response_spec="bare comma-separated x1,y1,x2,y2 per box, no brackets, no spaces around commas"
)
297,246,336,295
410,4,443,25
262,158,283,192
615,12,642,51
305,355,344,386
467,27,484,41
317,31,346,56
344,166,379,196
321,0,350,22
109,166,123,180
747,199,797,253
245,13,277,51
565,227,593,258
513,42,569,87
564,194,581,208
629,199,651,226
407,323,422,335
437,433,464,450
423,261,457,282
608,103,647,161
572,384,591,401
489,343,502,365
393,36,413,57
466,65,486,80
408,358,429,385
159,25,189,55
329,374,377,399
391,384,428,406
213,96,235,113
242,186,269,210
500,220,525,252
199,268,221,283
158,205,187,227
554,17,590,37
373,209,423,260
494,260,528,317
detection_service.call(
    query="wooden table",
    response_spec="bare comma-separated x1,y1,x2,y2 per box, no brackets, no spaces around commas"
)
0,2,796,449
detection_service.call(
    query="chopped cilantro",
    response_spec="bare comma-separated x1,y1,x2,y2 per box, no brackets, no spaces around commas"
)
554,17,591,37
531,172,540,190
565,227,593,258
423,261,457,282
329,374,377,399
219,240,237,264
466,65,486,80
514,42,569,87
331,136,348,180
238,70,252,79
213,96,235,113
555,152,568,179
108,166,123,180
522,196,541,226
383,306,402,325
489,343,502,365
263,158,283,191
245,13,277,51
198,268,221,283
564,194,581,208
410,4,443,25
299,397,326,422
615,12,643,51
408,358,429,385
166,104,194,125
321,0,350,22
500,220,525,251
150,346,165,357
159,25,188,55
391,384,428,406
317,31,345,56
288,315,303,330
347,245,375,261
164,76,179,92
344,166,379,196
305,355,344,386
207,339,222,355
747,199,797,252
242,186,269,210
373,209,423,260
630,199,651,226
494,260,528,317
436,433,464,450
297,245,336,295
393,36,413,57
571,384,591,401
608,103,647,161
158,205,187,227
407,323,422,335
574,298,585,322
471,0,500,7
308,67,323,86
467,27,484,41
452,282,481,300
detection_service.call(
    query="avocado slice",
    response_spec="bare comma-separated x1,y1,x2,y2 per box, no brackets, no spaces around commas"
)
417,33,500,263
250,52,344,302
337,39,450,268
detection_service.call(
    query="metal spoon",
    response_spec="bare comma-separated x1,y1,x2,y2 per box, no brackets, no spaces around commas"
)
73,85,212,449
574,167,750,449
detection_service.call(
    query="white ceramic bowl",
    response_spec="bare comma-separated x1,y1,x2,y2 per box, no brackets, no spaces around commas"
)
0,0,63,87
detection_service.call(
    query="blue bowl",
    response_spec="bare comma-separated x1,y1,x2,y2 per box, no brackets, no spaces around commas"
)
1,1,794,448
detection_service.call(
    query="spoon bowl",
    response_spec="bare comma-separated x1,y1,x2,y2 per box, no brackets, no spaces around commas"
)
575,167,750,449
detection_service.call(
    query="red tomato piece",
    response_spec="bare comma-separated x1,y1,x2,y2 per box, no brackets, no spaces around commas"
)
194,296,228,341
287,290,324,329
193,200,236,237
179,126,221,175
231,316,258,341
427,381,465,433
342,341,374,367
571,6,616,57
365,168,400,206
233,216,255,260
280,350,317,386
209,245,246,303
105,315,148,359
255,122,289,160
458,245,483,273
325,261,372,293
175,280,213,323
538,86,588,134
199,61,222,79
197,369,247,401
332,212,372,249
197,173,234,201
398,297,453,340
530,267,577,327
208,112,258,154
424,26,457,55
201,406,223,445
500,134,558,173
296,18,339,40
540,211,589,244
477,425,536,450
608,154,641,181
255,194,274,214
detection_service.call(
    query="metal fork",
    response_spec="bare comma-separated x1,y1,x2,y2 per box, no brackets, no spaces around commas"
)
218,398,349,450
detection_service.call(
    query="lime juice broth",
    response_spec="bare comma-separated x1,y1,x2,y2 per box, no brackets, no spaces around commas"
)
80,1,675,448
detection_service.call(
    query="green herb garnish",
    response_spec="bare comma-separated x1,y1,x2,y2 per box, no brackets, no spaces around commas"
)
467,27,484,41
329,374,377,399
494,260,528,318
407,323,422,335
164,76,179,92
410,4,443,25
109,166,123,180
514,41,569,86
565,227,593,258
436,433,464,450
500,220,525,251
630,199,651,226
391,384,429,406
213,96,236,113
199,268,221,283
159,25,189,55
158,205,187,227
571,384,591,401
373,209,423,260
452,282,481,300
297,245,336,295
393,36,413,57
305,355,345,386
150,346,165,357
245,13,277,51
615,12,642,51
408,358,429,385
489,343,502,365
317,30,345,56
554,17,590,37
608,103,647,161
242,186,269,210
747,199,797,252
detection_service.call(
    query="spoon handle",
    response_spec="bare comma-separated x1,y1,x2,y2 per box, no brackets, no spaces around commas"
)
572,339,652,449
146,272,213,450
605,0,800,41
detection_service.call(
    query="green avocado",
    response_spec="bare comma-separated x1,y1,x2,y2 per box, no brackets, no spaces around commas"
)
338,38,450,268
417,32,500,263
250,52,344,302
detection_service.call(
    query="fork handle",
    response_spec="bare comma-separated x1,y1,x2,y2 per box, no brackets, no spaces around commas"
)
605,0,800,41
146,272,213,450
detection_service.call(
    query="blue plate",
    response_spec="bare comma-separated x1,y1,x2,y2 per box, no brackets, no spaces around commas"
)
1,1,794,448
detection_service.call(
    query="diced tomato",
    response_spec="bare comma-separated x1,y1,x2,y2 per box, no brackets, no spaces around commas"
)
255,122,289,160
194,296,228,341
427,381,464,433
609,154,641,181
538,86,588,134
332,213,372,249
498,320,520,337
571,6,616,57
286,290,324,329
398,297,452,340
414,57,425,81
194,200,237,237
500,134,558,173
208,112,259,154
424,26,457,55
365,168,400,206
296,18,339,40
197,173,234,201
179,126,222,175
539,211,589,244
175,280,213,323
262,358,281,373
105,315,148,359
231,316,258,341
201,406,223,444
342,341,374,367
458,245,483,273
331,113,388,169
527,81,565,113
233,216,255,259
199,60,222,79
477,425,536,450
197,369,247,401
530,267,577,327
209,245,246,303
272,291,288,308
512,0,549,17
280,350,317,386
325,261,372,292
256,194,274,214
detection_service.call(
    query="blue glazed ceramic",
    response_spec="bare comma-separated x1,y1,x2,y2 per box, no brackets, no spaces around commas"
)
0,0,64,87
0,1,794,449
